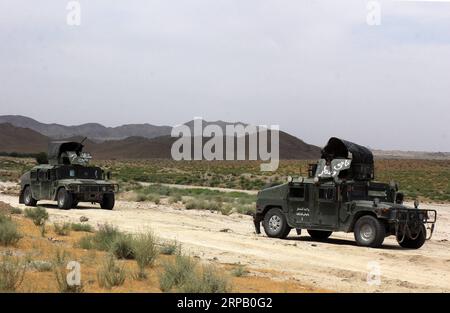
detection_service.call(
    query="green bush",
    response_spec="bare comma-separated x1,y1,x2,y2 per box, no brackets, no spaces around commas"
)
111,235,135,260
133,232,158,279
159,254,198,292
181,264,229,293
9,208,22,215
0,255,25,292
168,195,182,204
71,223,93,232
24,207,49,226
24,207,48,237
53,222,71,236
231,264,249,277
159,240,180,255
0,215,22,246
77,236,95,250
97,255,126,289
89,224,122,251
29,260,53,272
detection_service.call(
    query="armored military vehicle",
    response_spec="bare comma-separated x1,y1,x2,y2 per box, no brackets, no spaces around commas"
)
19,141,118,210
254,137,436,249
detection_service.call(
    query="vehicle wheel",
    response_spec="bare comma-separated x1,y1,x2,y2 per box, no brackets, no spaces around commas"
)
100,193,115,210
397,225,426,249
57,188,73,210
354,215,386,248
23,186,37,207
263,208,291,239
307,230,332,240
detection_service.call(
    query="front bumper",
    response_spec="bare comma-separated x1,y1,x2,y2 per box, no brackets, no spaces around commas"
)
391,208,437,240
67,184,119,202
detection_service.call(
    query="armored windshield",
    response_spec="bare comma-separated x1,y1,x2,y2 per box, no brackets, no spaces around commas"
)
56,165,102,180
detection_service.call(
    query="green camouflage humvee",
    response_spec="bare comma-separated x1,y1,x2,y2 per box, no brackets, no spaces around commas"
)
19,141,118,210
253,137,436,249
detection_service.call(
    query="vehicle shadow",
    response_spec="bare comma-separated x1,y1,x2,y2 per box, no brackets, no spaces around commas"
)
285,236,403,250
35,203,99,210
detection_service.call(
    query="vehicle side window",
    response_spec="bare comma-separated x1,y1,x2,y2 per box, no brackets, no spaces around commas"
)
289,186,305,199
30,171,37,181
319,188,335,201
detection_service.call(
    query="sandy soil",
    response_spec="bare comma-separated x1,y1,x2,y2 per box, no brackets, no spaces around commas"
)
1,186,449,292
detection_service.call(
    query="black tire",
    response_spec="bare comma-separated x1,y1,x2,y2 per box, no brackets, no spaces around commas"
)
100,193,115,210
23,186,37,207
263,208,291,239
354,215,386,248
57,188,73,210
307,230,332,240
397,225,426,249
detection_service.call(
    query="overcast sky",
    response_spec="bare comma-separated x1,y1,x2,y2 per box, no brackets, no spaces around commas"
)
0,0,449,151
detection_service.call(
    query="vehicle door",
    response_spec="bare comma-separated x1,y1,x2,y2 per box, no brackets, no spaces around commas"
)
287,184,310,226
30,170,39,199
317,186,338,227
37,169,51,200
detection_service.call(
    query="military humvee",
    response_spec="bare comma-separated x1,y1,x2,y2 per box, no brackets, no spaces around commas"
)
19,141,118,210
253,137,436,249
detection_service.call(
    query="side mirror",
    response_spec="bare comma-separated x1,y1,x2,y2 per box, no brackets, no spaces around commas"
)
414,199,419,208
106,172,112,180
287,176,293,183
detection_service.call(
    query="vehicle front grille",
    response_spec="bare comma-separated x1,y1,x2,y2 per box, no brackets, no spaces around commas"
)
79,185,102,192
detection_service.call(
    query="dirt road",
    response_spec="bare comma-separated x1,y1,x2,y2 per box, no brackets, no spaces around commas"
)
1,190,449,292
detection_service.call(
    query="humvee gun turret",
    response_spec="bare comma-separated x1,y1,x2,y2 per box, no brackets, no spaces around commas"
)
19,141,118,210
254,137,436,249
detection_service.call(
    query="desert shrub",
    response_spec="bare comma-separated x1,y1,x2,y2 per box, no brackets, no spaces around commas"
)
180,264,229,293
159,254,198,292
77,224,131,255
53,222,71,236
97,255,126,289
0,215,22,246
0,255,25,291
111,235,135,260
146,194,160,204
168,195,182,204
231,264,249,277
24,207,48,237
24,207,49,226
184,199,207,210
135,193,147,202
159,240,180,255
77,236,94,250
90,224,122,251
29,260,53,272
133,232,158,279
9,208,22,215
71,223,93,232
53,249,83,293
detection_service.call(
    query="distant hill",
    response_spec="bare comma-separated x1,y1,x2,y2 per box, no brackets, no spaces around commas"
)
0,123,49,153
0,115,172,141
372,149,450,160
0,121,321,160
